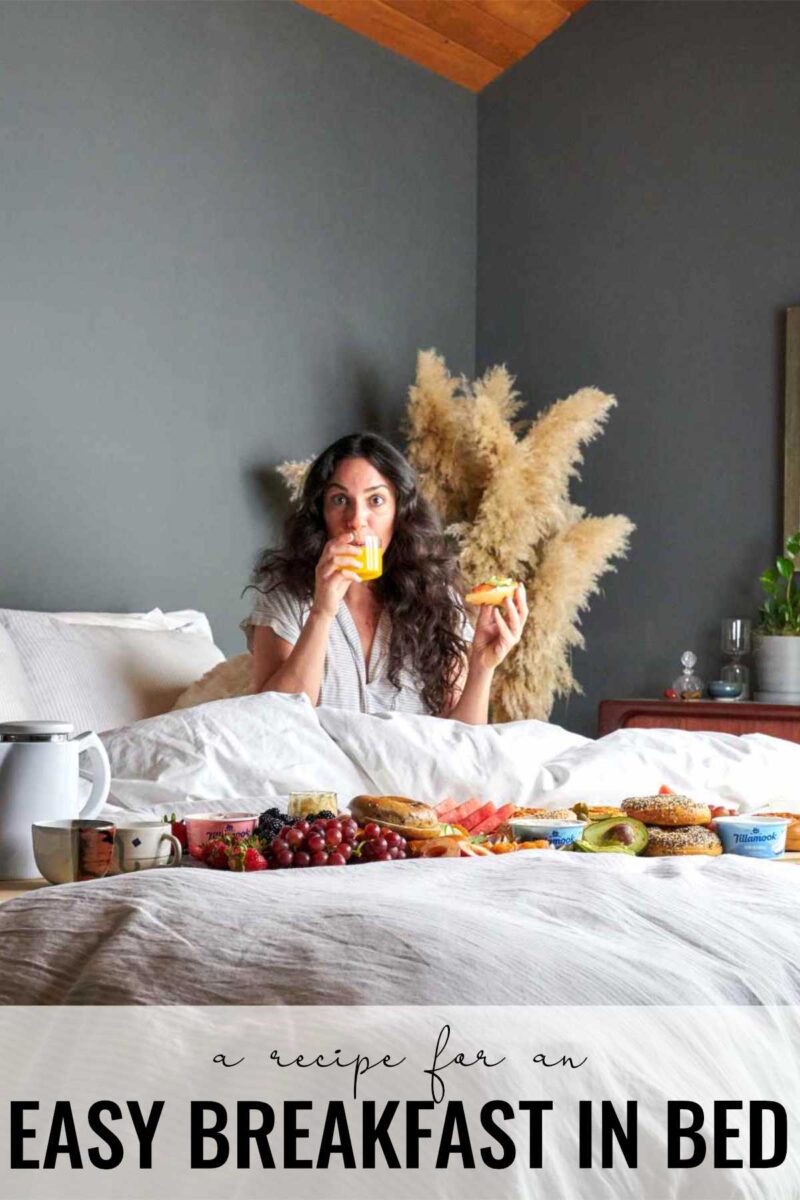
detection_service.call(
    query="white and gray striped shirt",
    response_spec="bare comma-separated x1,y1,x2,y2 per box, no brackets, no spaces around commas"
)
241,586,472,715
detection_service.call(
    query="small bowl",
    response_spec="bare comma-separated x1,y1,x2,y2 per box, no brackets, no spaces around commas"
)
712,815,790,858
708,680,743,700
507,817,587,849
184,812,259,860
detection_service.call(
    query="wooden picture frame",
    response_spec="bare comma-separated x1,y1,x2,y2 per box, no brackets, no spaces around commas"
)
784,307,800,544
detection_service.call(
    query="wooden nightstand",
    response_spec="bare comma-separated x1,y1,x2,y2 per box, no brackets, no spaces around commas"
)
598,699,800,742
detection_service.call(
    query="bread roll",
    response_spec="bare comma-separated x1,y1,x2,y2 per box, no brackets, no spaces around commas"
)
349,795,439,833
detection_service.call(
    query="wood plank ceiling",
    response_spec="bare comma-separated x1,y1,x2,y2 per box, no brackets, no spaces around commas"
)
294,0,591,92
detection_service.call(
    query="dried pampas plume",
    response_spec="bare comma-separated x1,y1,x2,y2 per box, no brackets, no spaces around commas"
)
276,457,313,504
406,350,635,721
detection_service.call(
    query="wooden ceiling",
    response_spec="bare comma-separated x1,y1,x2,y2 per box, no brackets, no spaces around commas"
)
294,0,591,92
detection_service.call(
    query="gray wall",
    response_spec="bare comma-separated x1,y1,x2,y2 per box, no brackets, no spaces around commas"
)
478,0,800,735
0,2,475,654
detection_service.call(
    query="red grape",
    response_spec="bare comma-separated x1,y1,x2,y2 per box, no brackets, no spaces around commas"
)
306,832,325,854
293,851,311,868
280,826,294,840
328,852,346,866
388,846,400,860
310,850,329,867
363,822,381,839
295,820,311,835
274,849,293,868
342,821,358,842
385,831,400,847
325,829,342,849
372,837,388,854
339,843,353,861
326,818,342,830
312,819,328,831
359,844,377,862
286,828,305,849
396,851,407,860
271,838,288,857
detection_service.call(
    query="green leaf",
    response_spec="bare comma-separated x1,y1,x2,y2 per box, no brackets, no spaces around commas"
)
760,568,779,593
786,533,800,558
777,556,795,580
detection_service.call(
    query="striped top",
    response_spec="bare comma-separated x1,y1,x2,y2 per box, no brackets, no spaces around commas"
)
241,585,473,715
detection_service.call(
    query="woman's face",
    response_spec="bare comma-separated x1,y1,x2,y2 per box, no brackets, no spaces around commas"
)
322,456,397,549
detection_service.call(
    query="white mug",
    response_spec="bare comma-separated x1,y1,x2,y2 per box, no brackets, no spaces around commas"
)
109,822,182,875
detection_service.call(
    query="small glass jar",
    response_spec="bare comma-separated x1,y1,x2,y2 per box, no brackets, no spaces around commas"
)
288,791,338,819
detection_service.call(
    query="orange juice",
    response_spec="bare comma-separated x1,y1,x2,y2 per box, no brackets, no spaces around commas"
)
352,538,383,581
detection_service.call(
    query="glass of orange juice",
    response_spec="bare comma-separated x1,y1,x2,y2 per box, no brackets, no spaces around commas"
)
351,535,383,581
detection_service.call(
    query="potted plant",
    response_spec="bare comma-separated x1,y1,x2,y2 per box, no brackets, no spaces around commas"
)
755,531,800,702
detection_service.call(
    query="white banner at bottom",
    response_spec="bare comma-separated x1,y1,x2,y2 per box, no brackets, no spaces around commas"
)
0,1005,797,1200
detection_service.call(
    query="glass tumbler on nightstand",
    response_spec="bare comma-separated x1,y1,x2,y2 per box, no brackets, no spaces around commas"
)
721,618,751,700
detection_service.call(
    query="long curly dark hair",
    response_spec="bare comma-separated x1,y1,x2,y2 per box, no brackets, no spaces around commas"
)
249,432,469,714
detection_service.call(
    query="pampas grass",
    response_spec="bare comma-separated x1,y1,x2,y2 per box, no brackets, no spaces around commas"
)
406,350,635,721
276,457,313,504
275,350,634,721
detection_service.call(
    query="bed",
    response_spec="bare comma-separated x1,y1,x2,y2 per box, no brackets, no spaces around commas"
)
1,607,799,1198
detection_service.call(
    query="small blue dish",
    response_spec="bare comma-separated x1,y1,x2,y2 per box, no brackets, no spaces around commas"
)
708,680,743,700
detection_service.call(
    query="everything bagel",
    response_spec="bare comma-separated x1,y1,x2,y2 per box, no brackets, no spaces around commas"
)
641,825,722,857
621,794,711,827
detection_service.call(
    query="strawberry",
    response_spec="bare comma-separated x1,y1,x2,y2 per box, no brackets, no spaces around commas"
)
227,843,247,871
171,819,187,849
658,785,675,795
203,837,231,870
242,846,268,871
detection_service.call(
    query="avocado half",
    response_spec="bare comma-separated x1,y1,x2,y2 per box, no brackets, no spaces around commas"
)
574,816,648,855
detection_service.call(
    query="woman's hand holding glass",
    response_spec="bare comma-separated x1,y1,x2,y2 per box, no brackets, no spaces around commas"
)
470,584,528,672
312,533,364,617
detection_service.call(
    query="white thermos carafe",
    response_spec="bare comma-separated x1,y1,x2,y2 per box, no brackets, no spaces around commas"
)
0,721,111,879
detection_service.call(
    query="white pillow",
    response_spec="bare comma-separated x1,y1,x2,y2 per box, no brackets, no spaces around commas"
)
0,609,225,733
48,608,214,641
100,692,372,817
316,706,589,808
0,626,35,723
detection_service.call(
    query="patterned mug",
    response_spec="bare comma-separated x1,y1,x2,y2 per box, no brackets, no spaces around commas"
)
109,822,182,874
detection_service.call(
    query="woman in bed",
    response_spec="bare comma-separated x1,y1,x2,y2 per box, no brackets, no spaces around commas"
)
242,432,527,723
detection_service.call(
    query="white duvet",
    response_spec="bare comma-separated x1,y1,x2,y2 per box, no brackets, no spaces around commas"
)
97,691,800,818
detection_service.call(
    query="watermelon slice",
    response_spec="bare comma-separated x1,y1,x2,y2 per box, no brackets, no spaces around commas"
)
448,797,482,826
435,799,457,817
471,803,516,835
462,801,496,831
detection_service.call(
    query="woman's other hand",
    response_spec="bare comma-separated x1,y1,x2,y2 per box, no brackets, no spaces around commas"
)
312,532,363,617
471,584,528,671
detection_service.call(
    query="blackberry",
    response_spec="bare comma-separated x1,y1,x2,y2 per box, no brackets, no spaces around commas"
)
255,806,298,843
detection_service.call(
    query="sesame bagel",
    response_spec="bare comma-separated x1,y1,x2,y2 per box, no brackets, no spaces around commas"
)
641,825,722,857
621,794,711,826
